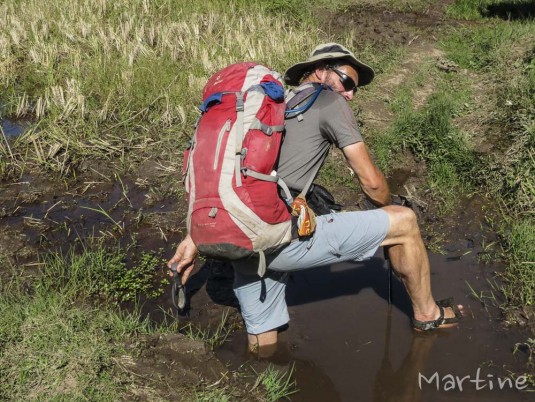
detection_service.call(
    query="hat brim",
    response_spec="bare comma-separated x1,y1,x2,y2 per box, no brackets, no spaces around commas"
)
284,53,375,87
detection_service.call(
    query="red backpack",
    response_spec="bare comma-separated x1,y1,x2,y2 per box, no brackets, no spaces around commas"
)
182,62,295,276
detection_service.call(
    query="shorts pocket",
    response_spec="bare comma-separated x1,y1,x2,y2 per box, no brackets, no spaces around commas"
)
322,213,341,256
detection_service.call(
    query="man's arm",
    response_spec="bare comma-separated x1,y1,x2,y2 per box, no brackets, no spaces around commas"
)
167,234,199,285
342,142,391,207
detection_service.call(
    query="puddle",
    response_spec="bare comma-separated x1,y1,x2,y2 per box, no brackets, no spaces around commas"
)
215,250,533,401
1,118,29,138
0,174,181,269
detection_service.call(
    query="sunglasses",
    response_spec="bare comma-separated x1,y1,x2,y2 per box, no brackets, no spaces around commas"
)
329,68,358,93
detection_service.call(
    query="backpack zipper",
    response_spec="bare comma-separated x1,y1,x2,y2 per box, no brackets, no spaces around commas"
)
213,119,231,170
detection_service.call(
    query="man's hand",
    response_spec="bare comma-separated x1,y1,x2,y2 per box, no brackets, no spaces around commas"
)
167,234,199,285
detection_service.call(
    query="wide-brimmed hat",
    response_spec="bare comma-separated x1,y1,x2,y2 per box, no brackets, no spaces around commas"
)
284,42,375,87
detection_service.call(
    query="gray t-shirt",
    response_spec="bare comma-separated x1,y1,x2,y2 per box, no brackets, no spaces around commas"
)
278,87,363,191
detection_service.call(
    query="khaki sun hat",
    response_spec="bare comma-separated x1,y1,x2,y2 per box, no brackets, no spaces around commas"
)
284,42,375,87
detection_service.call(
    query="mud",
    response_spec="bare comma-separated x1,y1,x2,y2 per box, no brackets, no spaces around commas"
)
318,1,460,51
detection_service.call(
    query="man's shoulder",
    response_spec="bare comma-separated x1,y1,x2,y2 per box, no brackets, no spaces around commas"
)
315,90,352,119
316,88,345,102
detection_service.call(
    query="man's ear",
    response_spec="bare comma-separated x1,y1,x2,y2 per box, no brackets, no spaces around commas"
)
313,67,328,83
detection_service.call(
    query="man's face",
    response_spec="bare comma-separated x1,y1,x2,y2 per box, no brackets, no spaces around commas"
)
324,64,359,101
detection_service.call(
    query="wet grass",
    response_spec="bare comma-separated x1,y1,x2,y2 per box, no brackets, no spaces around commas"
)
41,240,168,303
182,309,235,350
253,364,298,402
0,242,275,400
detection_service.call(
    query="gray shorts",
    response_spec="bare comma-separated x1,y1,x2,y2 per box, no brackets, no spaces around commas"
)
233,209,390,334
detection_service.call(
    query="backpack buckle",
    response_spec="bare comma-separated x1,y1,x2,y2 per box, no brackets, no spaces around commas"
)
236,93,244,112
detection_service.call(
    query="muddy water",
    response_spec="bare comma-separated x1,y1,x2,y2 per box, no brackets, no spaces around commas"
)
216,249,533,401
2,170,532,400
0,173,180,273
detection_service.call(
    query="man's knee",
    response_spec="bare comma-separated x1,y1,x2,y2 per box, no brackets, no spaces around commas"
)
382,205,419,241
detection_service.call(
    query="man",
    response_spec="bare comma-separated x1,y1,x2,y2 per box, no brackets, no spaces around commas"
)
168,43,462,354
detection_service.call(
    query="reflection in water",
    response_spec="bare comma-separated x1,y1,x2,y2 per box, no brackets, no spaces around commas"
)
374,307,437,402
259,341,342,402
216,333,341,402
1,119,29,138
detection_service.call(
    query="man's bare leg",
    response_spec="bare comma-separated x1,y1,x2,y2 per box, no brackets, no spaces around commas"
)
381,205,462,325
248,330,278,357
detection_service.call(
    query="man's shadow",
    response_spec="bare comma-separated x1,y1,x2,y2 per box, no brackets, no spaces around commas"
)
284,257,412,317
184,255,412,319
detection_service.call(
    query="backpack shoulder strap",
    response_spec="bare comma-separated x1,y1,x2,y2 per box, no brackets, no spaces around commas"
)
285,83,324,120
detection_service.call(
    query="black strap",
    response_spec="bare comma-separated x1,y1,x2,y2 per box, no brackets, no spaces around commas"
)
289,184,342,216
260,277,267,302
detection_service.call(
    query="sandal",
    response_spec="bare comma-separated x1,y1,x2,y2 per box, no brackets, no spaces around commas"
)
412,298,462,331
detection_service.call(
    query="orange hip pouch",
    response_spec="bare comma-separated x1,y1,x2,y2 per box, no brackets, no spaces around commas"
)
291,195,317,237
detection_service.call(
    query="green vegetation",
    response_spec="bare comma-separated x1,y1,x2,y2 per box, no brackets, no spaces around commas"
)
447,0,535,20
194,363,298,402
0,0,322,176
365,0,534,306
195,386,234,402
41,242,168,302
254,364,298,402
440,2,535,306
500,218,535,306
182,309,235,350
370,65,476,213
0,257,157,400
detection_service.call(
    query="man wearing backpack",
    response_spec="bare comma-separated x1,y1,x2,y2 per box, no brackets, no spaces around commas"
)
168,43,462,354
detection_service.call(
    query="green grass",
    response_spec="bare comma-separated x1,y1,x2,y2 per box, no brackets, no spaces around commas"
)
0,0,324,176
41,242,168,303
182,309,235,350
370,68,477,213
441,22,535,71
441,10,535,306
446,0,491,20
0,266,156,400
254,364,298,402
0,0,417,178
500,218,535,306
195,386,234,402
447,0,535,20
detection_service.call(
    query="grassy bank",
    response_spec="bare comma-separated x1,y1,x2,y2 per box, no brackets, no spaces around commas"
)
371,69,477,214
442,0,534,308
0,245,160,400
363,0,534,307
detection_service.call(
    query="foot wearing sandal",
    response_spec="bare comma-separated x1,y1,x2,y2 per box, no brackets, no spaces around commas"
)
412,298,464,331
